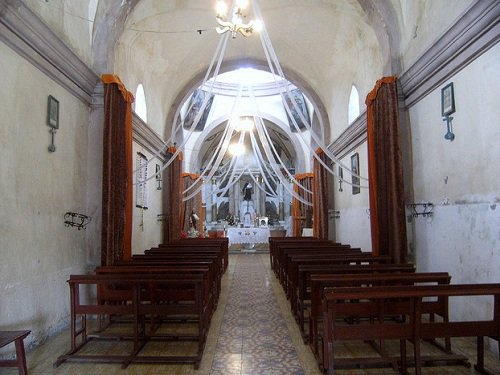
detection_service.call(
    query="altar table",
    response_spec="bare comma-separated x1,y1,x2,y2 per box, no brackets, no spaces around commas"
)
226,227,271,246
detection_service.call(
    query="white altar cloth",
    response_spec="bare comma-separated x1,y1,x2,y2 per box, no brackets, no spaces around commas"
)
226,227,271,246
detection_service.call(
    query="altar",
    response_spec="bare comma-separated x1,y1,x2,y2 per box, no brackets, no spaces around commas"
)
226,227,271,246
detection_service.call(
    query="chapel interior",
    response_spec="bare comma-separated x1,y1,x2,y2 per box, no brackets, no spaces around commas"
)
1,0,499,374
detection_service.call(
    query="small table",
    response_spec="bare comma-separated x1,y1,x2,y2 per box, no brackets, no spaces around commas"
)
0,330,30,375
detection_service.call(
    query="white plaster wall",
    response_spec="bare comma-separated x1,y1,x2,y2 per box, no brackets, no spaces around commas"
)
131,145,164,254
332,145,372,251
24,0,95,66
409,43,500,337
399,0,474,70
0,42,93,349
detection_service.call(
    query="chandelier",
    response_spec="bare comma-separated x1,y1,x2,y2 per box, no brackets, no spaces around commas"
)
215,0,262,39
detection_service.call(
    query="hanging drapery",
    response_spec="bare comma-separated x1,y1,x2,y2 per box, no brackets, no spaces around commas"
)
101,74,134,265
366,76,407,262
181,173,203,234
292,174,314,236
163,146,183,242
313,149,329,239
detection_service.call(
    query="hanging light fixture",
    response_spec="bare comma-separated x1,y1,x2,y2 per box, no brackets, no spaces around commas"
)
228,142,246,156
233,117,254,132
215,0,263,39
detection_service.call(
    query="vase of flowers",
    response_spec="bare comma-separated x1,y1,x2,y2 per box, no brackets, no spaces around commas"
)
225,214,238,226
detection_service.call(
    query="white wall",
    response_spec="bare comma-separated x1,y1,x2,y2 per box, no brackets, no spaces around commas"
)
131,145,164,254
332,145,372,251
24,0,95,66
409,44,500,347
0,42,94,349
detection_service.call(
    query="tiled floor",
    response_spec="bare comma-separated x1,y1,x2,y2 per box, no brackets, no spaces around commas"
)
1,254,499,374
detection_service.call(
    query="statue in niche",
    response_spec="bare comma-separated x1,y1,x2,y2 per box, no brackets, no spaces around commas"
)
242,182,253,201
189,210,199,229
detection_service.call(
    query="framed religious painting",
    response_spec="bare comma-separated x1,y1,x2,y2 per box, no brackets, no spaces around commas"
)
351,153,360,195
441,82,455,116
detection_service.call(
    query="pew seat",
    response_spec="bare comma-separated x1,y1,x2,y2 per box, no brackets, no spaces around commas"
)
323,283,500,375
0,330,30,375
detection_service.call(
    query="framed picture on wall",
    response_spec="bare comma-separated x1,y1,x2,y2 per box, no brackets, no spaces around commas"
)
47,95,59,129
351,153,360,195
441,82,455,116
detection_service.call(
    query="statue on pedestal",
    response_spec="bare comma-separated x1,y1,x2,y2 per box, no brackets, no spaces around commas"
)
242,182,253,201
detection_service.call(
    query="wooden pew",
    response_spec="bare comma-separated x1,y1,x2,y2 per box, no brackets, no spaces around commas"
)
146,244,225,275
0,331,30,375
285,253,391,299
96,263,217,314
286,255,393,318
295,263,416,339
132,253,222,297
278,245,359,287
269,237,331,275
322,283,500,375
164,238,229,272
307,272,451,367
54,273,211,369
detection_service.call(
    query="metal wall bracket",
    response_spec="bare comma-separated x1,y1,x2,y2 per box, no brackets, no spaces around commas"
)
408,203,434,218
64,212,91,230
443,116,455,141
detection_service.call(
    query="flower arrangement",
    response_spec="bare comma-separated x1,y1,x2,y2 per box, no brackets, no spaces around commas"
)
225,214,238,226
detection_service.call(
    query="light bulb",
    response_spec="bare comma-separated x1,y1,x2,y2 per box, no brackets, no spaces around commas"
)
236,0,249,10
228,143,246,156
216,1,227,17
239,117,254,132
252,19,263,32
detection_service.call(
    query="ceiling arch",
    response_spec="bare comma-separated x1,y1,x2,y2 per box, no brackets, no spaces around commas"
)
165,57,331,145
92,0,401,74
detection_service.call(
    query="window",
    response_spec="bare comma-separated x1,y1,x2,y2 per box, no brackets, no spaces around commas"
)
134,84,147,123
348,85,360,124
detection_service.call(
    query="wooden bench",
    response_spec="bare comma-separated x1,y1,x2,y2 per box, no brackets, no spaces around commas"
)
96,264,216,316
295,263,416,339
269,238,331,275
307,272,451,368
54,273,211,369
278,246,359,287
285,253,391,301
143,247,225,279
163,238,229,272
0,330,30,375
322,283,500,375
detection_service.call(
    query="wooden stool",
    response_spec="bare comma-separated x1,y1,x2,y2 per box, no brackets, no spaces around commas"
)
0,331,30,375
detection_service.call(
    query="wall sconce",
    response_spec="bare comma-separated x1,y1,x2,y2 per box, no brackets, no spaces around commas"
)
408,202,434,218
47,95,59,152
155,164,162,190
338,166,343,192
64,212,91,230
441,82,456,141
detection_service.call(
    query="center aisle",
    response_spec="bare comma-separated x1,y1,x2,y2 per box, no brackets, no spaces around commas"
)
209,254,307,375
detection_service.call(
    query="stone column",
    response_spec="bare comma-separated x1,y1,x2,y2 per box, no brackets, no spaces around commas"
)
259,186,266,217
278,182,285,221
205,182,212,223
255,183,260,217
229,183,235,216
211,179,218,222
235,181,241,219
284,182,292,218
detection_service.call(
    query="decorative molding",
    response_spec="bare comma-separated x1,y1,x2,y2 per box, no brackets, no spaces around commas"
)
328,112,367,160
132,114,168,162
399,0,500,107
0,0,99,104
